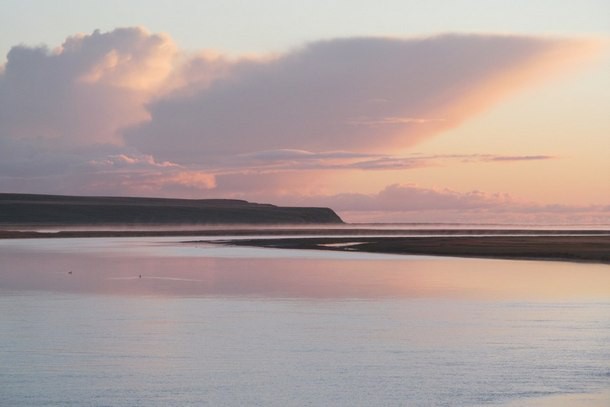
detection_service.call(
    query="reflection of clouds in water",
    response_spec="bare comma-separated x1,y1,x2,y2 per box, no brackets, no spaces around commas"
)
0,235,410,260
2,236,610,300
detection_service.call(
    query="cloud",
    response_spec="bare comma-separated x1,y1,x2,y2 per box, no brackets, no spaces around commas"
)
346,116,445,126
1,29,600,167
0,27,604,219
0,167,216,199
486,155,555,162
0,27,221,196
261,184,610,224
0,27,180,150
78,169,216,196
315,183,610,215
301,184,511,212
88,153,178,169
0,139,216,197
341,153,556,170
208,150,556,172
126,34,601,163
228,149,389,171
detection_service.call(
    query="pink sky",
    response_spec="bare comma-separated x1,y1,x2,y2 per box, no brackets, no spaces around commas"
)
0,27,608,224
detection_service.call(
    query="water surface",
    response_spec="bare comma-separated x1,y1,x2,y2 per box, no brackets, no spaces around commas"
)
1,237,609,406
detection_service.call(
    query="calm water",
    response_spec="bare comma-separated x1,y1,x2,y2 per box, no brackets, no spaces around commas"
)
1,237,609,406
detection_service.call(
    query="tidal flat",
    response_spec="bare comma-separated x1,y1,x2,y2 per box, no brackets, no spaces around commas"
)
209,234,610,264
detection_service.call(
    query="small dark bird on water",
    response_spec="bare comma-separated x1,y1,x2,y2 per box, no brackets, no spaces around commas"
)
139,274,142,279
68,271,72,275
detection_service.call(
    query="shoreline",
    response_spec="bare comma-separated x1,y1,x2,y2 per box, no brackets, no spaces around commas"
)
1,227,609,239
200,235,610,264
2,227,609,264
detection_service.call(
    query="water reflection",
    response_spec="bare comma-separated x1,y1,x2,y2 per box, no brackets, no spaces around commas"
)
1,237,608,300
1,237,609,406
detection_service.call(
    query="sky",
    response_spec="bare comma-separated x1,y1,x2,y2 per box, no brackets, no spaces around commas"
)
1,0,609,224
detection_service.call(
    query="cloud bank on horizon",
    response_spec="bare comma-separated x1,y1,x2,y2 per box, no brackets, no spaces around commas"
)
0,27,606,222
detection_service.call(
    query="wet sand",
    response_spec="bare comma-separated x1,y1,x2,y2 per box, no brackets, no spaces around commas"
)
208,235,610,264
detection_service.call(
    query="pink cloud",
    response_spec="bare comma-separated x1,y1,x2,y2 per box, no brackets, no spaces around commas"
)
0,27,605,222
286,184,511,212
126,34,601,163
0,27,179,147
88,153,178,169
1,29,599,171
250,184,610,224
206,150,556,171
0,27,222,197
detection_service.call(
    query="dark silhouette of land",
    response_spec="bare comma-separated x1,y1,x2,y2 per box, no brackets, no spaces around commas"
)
0,193,343,225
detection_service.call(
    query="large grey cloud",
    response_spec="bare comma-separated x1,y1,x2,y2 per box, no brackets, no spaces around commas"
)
126,34,593,163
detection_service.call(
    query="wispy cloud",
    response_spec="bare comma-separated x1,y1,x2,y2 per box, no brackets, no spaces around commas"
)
206,150,557,172
486,155,555,162
346,116,446,126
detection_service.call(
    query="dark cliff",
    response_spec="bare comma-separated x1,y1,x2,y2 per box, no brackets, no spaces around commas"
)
0,193,344,225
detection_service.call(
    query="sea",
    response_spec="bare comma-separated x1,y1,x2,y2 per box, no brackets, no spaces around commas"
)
1,231,609,406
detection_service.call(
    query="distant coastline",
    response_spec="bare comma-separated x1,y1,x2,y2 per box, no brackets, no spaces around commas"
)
0,193,343,225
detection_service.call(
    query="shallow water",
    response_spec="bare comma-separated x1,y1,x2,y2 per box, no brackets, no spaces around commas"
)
1,237,609,406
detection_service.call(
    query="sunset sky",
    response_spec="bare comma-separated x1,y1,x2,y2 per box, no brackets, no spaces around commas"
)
1,0,608,223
